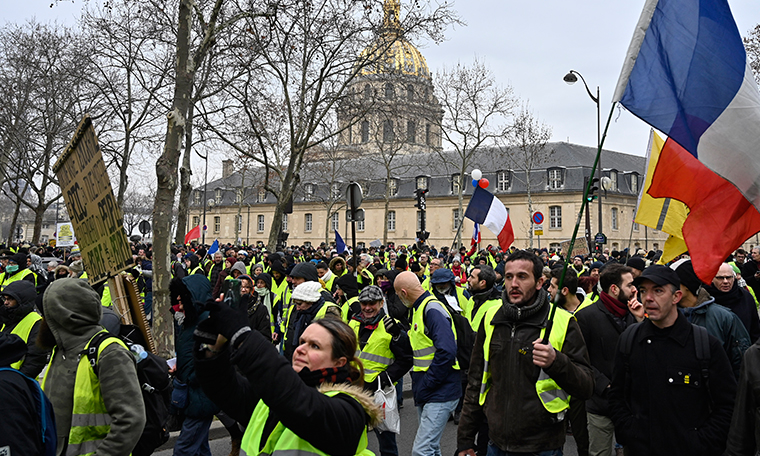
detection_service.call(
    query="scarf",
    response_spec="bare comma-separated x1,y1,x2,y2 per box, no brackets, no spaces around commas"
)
599,291,628,319
298,366,358,387
500,288,548,322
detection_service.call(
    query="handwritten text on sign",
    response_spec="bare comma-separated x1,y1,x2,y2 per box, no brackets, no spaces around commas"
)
54,116,132,284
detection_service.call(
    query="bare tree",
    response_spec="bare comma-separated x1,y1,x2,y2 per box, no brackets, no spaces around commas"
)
433,58,516,246
122,188,156,236
745,24,760,84
499,103,553,249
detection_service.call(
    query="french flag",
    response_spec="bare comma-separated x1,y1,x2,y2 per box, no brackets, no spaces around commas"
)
471,223,481,247
464,187,514,252
613,0,760,283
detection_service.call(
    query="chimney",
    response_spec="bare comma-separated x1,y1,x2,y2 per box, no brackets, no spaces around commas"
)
222,159,234,179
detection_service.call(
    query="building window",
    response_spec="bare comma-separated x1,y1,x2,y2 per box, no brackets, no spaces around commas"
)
331,212,340,232
633,221,640,231
416,211,422,231
453,209,462,230
609,170,618,191
361,120,369,143
214,216,221,233
611,207,619,230
407,120,416,144
282,214,288,232
383,120,394,143
388,179,398,196
305,213,313,232
387,211,396,231
257,189,266,203
194,190,201,205
357,219,365,231
548,168,563,189
214,188,222,204
304,183,315,201
612,242,620,250
425,124,431,145
549,206,562,229
234,189,242,204
497,170,511,192
451,174,460,194
407,84,414,101
384,83,394,99
416,176,428,190
257,215,265,232
192,216,200,227
363,84,371,100
236,214,243,232
630,173,639,193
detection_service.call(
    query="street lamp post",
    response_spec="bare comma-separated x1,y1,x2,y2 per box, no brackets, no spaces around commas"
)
564,70,603,245
197,150,209,245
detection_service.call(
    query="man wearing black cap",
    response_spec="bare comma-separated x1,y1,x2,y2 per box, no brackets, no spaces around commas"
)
608,265,736,456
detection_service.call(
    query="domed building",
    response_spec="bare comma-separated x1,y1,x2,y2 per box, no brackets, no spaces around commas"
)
336,0,443,156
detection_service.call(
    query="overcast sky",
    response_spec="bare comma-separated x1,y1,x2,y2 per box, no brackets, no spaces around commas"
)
7,0,760,162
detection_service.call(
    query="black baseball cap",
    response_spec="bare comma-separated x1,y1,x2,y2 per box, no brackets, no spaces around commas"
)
633,264,680,288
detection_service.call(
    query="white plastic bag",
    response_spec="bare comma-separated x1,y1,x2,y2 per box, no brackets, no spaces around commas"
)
373,373,400,434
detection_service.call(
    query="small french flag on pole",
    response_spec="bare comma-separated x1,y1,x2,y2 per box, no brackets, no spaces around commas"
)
464,187,514,252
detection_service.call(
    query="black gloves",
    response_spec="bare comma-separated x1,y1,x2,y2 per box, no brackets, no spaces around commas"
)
383,315,401,338
193,299,251,348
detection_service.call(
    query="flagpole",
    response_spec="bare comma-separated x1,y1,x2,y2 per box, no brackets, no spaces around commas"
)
450,191,477,255
543,102,617,344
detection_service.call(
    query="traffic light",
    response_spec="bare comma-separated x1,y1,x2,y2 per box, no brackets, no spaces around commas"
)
587,178,599,203
594,243,602,254
414,188,428,210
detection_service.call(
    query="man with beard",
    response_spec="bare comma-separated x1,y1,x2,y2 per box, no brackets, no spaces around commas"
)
465,265,501,333
39,279,145,455
547,268,585,314
574,263,640,456
709,262,760,343
0,281,49,378
458,250,593,456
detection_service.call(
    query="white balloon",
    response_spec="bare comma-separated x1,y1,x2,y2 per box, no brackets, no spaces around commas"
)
471,169,482,180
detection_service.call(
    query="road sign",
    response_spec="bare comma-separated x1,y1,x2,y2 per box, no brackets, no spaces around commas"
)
138,220,151,235
346,208,365,222
346,182,363,210
594,232,607,244
532,211,544,225
534,224,544,236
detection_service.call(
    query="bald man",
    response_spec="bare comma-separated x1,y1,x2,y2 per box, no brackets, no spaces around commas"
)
395,271,460,456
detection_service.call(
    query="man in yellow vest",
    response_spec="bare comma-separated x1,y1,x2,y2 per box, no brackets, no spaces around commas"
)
0,281,48,377
394,271,460,456
0,253,37,292
38,278,145,455
351,285,413,456
457,250,594,456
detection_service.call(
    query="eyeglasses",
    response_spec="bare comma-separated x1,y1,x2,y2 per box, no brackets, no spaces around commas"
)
715,276,735,281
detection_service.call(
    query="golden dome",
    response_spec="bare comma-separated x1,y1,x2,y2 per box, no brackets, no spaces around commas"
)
359,0,431,80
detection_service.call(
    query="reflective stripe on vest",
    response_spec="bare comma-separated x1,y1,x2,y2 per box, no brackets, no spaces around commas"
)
241,391,372,456
2,311,42,370
409,295,460,372
469,298,501,333
341,296,358,322
41,331,129,456
349,317,395,382
478,304,572,413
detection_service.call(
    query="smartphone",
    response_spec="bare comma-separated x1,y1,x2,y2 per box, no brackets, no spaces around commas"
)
224,279,242,309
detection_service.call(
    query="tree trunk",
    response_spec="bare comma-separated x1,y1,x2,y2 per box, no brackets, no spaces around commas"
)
457,167,465,248
152,0,194,359
117,121,131,208
176,101,195,246
527,186,534,249
32,204,45,245
7,182,26,246
383,176,390,245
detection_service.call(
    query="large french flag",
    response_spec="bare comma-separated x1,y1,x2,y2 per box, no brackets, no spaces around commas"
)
464,187,514,252
613,0,760,283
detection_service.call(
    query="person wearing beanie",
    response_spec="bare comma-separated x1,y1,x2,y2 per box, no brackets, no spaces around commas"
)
239,274,272,342
282,281,340,362
626,257,646,278
607,265,736,456
0,252,37,292
671,259,750,379
334,274,360,321
588,261,604,279
0,280,49,378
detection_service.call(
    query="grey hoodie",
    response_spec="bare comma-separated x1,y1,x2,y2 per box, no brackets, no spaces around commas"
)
42,278,145,455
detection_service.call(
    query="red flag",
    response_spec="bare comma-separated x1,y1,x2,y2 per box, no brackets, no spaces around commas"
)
184,225,201,245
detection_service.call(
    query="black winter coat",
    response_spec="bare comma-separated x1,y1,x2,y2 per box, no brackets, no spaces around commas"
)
575,299,636,416
726,340,760,455
608,312,736,456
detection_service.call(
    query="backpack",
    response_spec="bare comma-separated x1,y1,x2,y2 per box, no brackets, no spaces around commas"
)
431,298,476,370
86,330,172,456
0,367,57,456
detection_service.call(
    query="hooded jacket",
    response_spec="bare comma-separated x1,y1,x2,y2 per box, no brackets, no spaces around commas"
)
0,280,49,377
171,275,219,418
42,278,145,455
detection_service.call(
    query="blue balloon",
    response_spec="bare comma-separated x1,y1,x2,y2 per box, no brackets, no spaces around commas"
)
472,179,479,187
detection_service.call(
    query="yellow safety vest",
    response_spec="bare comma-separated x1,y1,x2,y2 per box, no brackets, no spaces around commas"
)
349,317,395,382
2,311,42,370
41,331,129,456
0,268,36,292
241,390,372,456
341,296,359,322
467,298,501,333
479,304,573,414
409,295,460,372
283,302,340,347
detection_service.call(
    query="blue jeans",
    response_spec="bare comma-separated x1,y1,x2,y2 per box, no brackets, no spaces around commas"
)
374,428,399,456
174,415,213,456
486,443,562,456
412,399,458,456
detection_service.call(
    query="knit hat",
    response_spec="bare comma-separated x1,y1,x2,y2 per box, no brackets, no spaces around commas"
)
290,262,319,282
358,285,384,303
292,281,322,302
335,274,359,299
626,257,646,272
670,259,704,295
